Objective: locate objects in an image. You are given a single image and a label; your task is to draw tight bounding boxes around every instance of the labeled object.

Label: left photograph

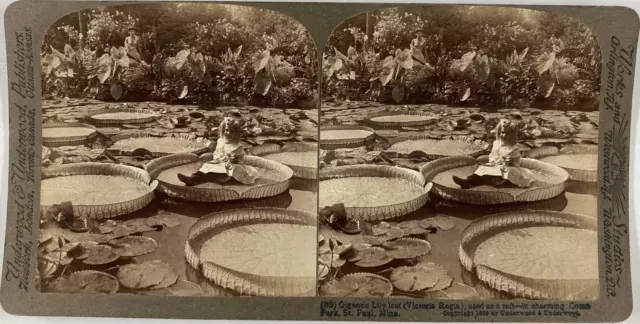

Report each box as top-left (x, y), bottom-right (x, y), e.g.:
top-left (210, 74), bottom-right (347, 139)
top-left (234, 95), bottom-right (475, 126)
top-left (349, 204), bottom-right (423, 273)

top-left (37, 3), bottom-right (319, 297)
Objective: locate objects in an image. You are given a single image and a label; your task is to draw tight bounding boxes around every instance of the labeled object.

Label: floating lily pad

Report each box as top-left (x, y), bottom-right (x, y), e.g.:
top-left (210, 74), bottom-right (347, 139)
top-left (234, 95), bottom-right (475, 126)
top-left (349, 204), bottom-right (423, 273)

top-left (354, 247), bottom-right (394, 268)
top-left (72, 241), bottom-right (99, 260)
top-left (390, 266), bottom-right (439, 292)
top-left (122, 218), bottom-right (158, 233)
top-left (110, 136), bottom-right (210, 157)
top-left (419, 262), bottom-right (453, 292)
top-left (345, 243), bottom-right (373, 262)
top-left (419, 215), bottom-right (456, 231)
top-left (110, 236), bottom-right (158, 257)
top-left (380, 227), bottom-right (405, 241)
top-left (145, 214), bottom-right (181, 228)
top-left (382, 238), bottom-right (431, 259)
top-left (318, 264), bottom-right (330, 281)
top-left (43, 251), bottom-right (73, 265)
top-left (97, 220), bottom-right (117, 234)
top-left (117, 260), bottom-right (176, 290)
top-left (398, 220), bottom-right (429, 235)
top-left (320, 273), bottom-right (393, 297)
top-left (50, 271), bottom-right (119, 294)
top-left (82, 245), bottom-right (119, 265)
top-left (148, 269), bottom-right (179, 290)
top-left (389, 137), bottom-right (487, 158)
top-left (319, 252), bottom-right (346, 268)
top-left (372, 222), bottom-right (391, 236)
top-left (136, 280), bottom-right (204, 296)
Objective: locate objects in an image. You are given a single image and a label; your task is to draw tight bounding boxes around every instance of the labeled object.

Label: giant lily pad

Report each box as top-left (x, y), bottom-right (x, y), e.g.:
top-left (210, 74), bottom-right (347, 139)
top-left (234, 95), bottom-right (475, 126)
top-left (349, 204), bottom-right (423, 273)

top-left (117, 260), bottom-right (177, 290)
top-left (421, 156), bottom-right (568, 205)
top-left (148, 153), bottom-right (293, 203)
top-left (388, 136), bottom-right (488, 159)
top-left (185, 208), bottom-right (316, 296)
top-left (365, 111), bottom-right (440, 128)
top-left (88, 108), bottom-right (158, 125)
top-left (50, 271), bottom-right (119, 294)
top-left (538, 144), bottom-right (598, 182)
top-left (459, 210), bottom-right (598, 300)
top-left (320, 165), bottom-right (430, 220)
top-left (419, 215), bottom-right (456, 231)
top-left (109, 133), bottom-right (211, 157)
top-left (43, 123), bottom-right (98, 147)
top-left (252, 142), bottom-right (318, 179)
top-left (320, 273), bottom-right (393, 297)
top-left (320, 125), bottom-right (375, 149)
top-left (110, 236), bottom-right (158, 257)
top-left (41, 163), bottom-right (155, 219)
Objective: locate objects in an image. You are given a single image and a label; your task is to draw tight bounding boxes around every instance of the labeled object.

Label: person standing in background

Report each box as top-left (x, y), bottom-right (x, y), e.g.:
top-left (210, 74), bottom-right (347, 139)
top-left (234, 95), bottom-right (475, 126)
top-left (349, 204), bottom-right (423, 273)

top-left (124, 27), bottom-right (143, 63)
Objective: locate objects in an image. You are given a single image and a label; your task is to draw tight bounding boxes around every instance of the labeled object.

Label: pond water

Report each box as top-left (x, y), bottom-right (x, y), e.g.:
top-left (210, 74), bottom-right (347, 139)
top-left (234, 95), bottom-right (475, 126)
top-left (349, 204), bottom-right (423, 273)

top-left (320, 180), bottom-right (598, 300)
top-left (134, 178), bottom-right (318, 296)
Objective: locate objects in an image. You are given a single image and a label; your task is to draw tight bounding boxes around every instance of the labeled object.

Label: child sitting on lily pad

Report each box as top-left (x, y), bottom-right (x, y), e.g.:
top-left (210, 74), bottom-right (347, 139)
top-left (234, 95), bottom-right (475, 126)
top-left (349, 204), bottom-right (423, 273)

top-left (453, 118), bottom-right (535, 189)
top-left (178, 111), bottom-right (260, 186)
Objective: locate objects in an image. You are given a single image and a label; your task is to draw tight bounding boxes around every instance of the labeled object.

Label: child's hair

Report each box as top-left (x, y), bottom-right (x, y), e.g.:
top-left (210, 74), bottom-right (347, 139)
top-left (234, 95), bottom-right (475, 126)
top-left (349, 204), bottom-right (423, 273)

top-left (492, 118), bottom-right (519, 145)
top-left (219, 111), bottom-right (244, 141)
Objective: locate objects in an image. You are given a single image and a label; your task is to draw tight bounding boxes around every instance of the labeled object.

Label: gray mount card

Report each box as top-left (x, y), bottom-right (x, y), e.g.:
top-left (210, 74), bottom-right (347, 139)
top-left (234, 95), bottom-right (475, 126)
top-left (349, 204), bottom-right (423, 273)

top-left (1, 1), bottom-right (638, 322)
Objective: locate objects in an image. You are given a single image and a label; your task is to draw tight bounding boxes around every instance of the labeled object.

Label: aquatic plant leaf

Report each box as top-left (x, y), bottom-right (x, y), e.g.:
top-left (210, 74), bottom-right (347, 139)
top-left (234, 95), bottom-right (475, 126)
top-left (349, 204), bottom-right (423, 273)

top-left (320, 273), bottom-right (393, 297)
top-left (354, 247), bottom-right (393, 267)
top-left (254, 69), bottom-right (273, 95)
top-left (174, 49), bottom-right (191, 71)
top-left (392, 85), bottom-right (405, 103)
top-left (110, 83), bottom-right (123, 100)
top-left (381, 227), bottom-right (405, 241)
top-left (396, 49), bottom-right (414, 70)
top-left (319, 251), bottom-right (346, 268)
top-left (110, 46), bottom-right (130, 68)
top-left (460, 87), bottom-right (472, 101)
top-left (146, 214), bottom-right (181, 228)
top-left (50, 271), bottom-right (119, 294)
top-left (381, 238), bottom-right (431, 259)
top-left (390, 266), bottom-right (439, 291)
top-left (123, 218), bottom-right (158, 233)
top-left (318, 264), bottom-right (329, 281)
top-left (71, 241), bottom-right (99, 259)
top-left (398, 220), bottom-right (428, 235)
top-left (379, 56), bottom-right (396, 86)
top-left (536, 51), bottom-right (556, 75)
top-left (537, 71), bottom-right (556, 98)
top-left (82, 245), bottom-right (119, 265)
top-left (345, 243), bottom-right (373, 262)
top-left (253, 49), bottom-right (271, 73)
top-left (136, 280), bottom-right (203, 296)
top-left (372, 221), bottom-right (391, 236)
top-left (117, 260), bottom-right (176, 290)
top-left (148, 269), bottom-right (179, 290)
top-left (97, 220), bottom-right (117, 234)
top-left (110, 236), bottom-right (158, 257)
top-left (43, 250), bottom-right (73, 265)
top-left (37, 258), bottom-right (58, 280)
top-left (419, 215), bottom-right (455, 231)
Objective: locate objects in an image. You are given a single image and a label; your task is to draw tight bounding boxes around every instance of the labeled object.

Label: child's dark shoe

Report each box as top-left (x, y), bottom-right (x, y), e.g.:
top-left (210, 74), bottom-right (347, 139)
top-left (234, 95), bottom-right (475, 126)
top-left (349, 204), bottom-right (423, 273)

top-left (452, 175), bottom-right (470, 189)
top-left (177, 173), bottom-right (196, 186)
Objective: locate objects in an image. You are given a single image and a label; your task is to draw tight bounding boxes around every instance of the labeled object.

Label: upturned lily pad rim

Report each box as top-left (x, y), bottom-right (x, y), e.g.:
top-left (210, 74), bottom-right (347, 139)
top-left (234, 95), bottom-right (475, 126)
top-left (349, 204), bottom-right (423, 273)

top-left (184, 207), bottom-right (316, 296)
top-left (42, 122), bottom-right (98, 147)
top-left (41, 162), bottom-right (156, 219)
top-left (320, 165), bottom-right (431, 221)
top-left (388, 135), bottom-right (490, 159)
top-left (87, 107), bottom-right (159, 125)
top-left (420, 156), bottom-right (569, 205)
top-left (249, 142), bottom-right (318, 179)
top-left (364, 110), bottom-right (441, 128)
top-left (109, 131), bottom-right (212, 158)
top-left (458, 210), bottom-right (597, 300)
top-left (145, 153), bottom-right (293, 203)
top-left (319, 125), bottom-right (376, 149)
top-left (529, 144), bottom-right (598, 183)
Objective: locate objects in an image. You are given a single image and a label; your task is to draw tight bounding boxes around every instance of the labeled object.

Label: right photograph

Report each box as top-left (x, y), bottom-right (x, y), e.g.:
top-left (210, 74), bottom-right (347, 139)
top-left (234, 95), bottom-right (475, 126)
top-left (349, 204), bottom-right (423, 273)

top-left (318, 6), bottom-right (601, 300)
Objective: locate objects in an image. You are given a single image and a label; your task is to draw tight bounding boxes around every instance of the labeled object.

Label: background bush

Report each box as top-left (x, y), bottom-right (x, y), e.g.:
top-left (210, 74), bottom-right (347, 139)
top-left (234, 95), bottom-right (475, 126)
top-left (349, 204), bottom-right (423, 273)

top-left (323, 6), bottom-right (601, 111)
top-left (41, 4), bottom-right (318, 108)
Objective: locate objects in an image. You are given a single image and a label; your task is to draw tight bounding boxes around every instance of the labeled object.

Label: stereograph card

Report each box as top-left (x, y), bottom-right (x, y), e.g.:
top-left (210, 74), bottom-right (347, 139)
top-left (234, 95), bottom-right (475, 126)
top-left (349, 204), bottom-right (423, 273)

top-left (0, 0), bottom-right (638, 322)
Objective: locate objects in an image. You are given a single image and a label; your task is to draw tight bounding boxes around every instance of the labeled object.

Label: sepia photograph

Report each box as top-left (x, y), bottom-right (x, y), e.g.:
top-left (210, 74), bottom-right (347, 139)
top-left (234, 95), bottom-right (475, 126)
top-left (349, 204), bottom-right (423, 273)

top-left (37, 3), bottom-right (318, 297)
top-left (318, 6), bottom-right (600, 301)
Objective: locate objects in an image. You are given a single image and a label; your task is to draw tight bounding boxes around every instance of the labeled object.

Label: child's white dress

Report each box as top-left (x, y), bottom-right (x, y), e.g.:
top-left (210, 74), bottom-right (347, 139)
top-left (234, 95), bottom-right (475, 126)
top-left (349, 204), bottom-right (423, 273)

top-left (198, 137), bottom-right (259, 185)
top-left (474, 139), bottom-right (536, 188)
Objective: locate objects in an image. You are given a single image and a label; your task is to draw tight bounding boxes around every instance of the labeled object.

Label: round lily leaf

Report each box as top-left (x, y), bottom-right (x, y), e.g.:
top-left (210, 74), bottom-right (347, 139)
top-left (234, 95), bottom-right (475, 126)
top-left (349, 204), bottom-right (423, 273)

top-left (43, 251), bottom-right (73, 266)
top-left (419, 215), bottom-right (455, 231)
top-left (50, 271), bottom-right (119, 294)
top-left (82, 245), bottom-right (119, 265)
top-left (71, 241), bottom-right (99, 259)
top-left (320, 273), bottom-right (393, 297)
top-left (417, 262), bottom-right (452, 292)
top-left (123, 218), bottom-right (158, 234)
top-left (390, 266), bottom-right (440, 292)
top-left (117, 260), bottom-right (176, 290)
top-left (110, 236), bottom-right (158, 257)
top-left (148, 269), bottom-right (179, 290)
top-left (146, 214), bottom-right (181, 228)
top-left (104, 225), bottom-right (134, 241)
top-left (319, 252), bottom-right (346, 268)
top-left (136, 280), bottom-right (204, 296)
top-left (37, 258), bottom-right (58, 280)
top-left (39, 231), bottom-right (53, 244)
top-left (345, 243), bottom-right (373, 262)
top-left (382, 238), bottom-right (431, 259)
top-left (354, 247), bottom-right (393, 268)
top-left (333, 243), bottom-right (353, 257)
top-left (97, 220), bottom-right (117, 234)
top-left (398, 220), bottom-right (428, 235)
top-left (381, 227), bottom-right (405, 241)
top-left (372, 222), bottom-right (391, 236)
